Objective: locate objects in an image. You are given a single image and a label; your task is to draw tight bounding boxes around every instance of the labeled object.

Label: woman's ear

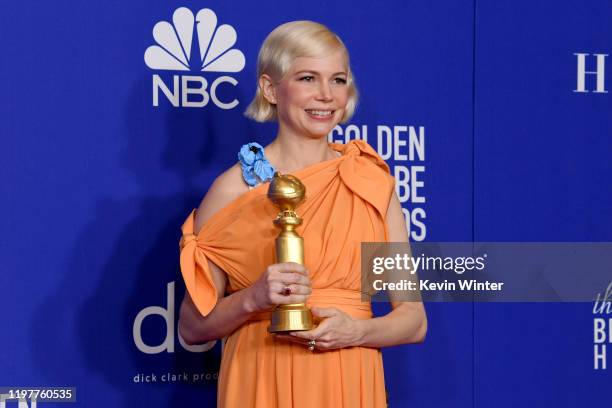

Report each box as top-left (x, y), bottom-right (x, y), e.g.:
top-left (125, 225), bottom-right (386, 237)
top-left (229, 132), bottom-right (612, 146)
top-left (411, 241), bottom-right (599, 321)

top-left (259, 74), bottom-right (278, 105)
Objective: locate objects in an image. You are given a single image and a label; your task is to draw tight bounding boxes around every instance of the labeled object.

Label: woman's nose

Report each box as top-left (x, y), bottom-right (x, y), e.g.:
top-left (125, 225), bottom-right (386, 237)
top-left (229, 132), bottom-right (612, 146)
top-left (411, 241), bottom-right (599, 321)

top-left (316, 82), bottom-right (333, 101)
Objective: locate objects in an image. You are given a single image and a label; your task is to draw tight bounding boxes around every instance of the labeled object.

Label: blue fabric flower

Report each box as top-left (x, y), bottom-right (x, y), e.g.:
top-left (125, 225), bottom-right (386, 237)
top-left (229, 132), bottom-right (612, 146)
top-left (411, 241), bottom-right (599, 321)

top-left (238, 142), bottom-right (276, 187)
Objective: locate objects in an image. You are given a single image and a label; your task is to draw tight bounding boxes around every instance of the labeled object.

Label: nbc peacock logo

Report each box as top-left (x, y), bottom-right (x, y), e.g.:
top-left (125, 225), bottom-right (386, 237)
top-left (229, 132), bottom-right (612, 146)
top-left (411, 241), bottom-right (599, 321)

top-left (144, 7), bottom-right (245, 109)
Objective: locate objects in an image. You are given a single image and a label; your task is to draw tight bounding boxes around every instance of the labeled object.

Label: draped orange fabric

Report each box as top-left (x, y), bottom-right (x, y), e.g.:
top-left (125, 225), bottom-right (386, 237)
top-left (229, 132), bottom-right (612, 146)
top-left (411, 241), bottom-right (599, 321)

top-left (179, 140), bottom-right (395, 408)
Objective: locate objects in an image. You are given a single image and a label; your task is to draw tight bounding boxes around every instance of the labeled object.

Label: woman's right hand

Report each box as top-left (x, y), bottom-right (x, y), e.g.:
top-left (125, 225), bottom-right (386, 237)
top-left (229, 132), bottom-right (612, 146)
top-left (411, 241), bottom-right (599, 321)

top-left (245, 262), bottom-right (311, 313)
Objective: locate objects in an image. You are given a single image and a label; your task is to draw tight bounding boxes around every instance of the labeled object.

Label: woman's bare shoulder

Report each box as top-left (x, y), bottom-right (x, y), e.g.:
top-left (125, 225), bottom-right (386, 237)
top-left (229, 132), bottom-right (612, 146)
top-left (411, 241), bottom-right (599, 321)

top-left (194, 163), bottom-right (248, 234)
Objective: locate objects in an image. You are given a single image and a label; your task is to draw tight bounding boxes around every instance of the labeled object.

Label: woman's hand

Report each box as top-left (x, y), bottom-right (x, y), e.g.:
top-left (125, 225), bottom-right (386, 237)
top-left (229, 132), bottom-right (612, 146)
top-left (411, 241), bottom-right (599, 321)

top-left (274, 307), bottom-right (364, 351)
top-left (245, 262), bottom-right (311, 313)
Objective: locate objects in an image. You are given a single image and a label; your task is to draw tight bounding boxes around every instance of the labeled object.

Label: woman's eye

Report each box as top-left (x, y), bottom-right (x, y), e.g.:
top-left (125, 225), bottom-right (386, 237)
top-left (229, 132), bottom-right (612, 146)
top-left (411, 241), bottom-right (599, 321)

top-left (298, 76), bottom-right (346, 84)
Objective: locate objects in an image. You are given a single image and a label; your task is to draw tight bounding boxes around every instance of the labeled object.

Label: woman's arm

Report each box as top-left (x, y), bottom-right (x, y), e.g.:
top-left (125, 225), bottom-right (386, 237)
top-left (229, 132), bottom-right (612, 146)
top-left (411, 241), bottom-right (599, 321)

top-left (179, 259), bottom-right (311, 345)
top-left (179, 261), bottom-right (254, 345)
top-left (178, 165), bottom-right (312, 345)
top-left (353, 192), bottom-right (427, 347)
top-left (353, 299), bottom-right (427, 347)
top-left (178, 166), bottom-right (251, 345)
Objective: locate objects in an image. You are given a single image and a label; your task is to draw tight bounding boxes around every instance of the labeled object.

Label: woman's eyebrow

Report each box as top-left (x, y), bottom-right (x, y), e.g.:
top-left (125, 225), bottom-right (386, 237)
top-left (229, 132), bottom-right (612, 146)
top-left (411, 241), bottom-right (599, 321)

top-left (293, 70), bottom-right (347, 76)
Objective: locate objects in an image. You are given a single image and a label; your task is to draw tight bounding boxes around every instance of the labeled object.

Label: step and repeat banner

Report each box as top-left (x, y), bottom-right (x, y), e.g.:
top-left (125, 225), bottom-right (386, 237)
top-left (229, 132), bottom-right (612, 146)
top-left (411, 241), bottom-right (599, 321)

top-left (1, 0), bottom-right (610, 407)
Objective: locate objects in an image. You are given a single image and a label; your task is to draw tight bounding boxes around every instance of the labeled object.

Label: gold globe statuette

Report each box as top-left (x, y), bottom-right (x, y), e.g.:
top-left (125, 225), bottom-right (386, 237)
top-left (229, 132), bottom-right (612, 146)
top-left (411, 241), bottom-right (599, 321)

top-left (266, 172), bottom-right (315, 333)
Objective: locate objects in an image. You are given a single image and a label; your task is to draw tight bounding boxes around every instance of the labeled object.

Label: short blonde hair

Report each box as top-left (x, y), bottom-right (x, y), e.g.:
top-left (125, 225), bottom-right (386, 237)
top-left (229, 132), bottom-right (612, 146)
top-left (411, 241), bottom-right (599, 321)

top-left (244, 21), bottom-right (358, 124)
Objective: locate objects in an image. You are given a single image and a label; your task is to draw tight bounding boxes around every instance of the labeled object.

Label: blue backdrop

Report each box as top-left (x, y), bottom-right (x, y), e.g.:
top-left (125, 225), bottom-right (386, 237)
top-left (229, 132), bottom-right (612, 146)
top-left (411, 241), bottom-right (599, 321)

top-left (1, 1), bottom-right (610, 407)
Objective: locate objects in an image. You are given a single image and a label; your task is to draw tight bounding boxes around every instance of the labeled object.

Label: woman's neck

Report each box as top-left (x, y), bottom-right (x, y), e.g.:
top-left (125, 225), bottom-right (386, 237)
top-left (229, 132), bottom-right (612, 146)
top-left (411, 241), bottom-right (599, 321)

top-left (265, 133), bottom-right (338, 174)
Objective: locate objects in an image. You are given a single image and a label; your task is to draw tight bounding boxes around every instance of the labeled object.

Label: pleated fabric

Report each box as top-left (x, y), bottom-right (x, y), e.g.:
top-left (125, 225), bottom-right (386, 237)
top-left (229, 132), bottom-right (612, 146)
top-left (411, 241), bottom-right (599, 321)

top-left (180, 140), bottom-right (395, 408)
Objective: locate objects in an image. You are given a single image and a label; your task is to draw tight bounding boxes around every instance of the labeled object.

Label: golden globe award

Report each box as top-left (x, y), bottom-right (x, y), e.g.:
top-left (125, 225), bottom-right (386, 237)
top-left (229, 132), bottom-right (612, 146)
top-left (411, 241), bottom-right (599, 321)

top-left (266, 172), bottom-right (315, 333)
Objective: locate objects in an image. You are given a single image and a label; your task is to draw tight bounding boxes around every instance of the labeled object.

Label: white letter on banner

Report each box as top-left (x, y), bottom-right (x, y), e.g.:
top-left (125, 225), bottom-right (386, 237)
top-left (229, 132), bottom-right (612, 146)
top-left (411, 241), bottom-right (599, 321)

top-left (574, 53), bottom-right (608, 93)
top-left (344, 124), bottom-right (365, 142)
top-left (394, 166), bottom-right (410, 202)
top-left (133, 282), bottom-right (175, 354)
top-left (377, 126), bottom-right (392, 160)
top-left (328, 125), bottom-right (343, 143)
top-left (410, 166), bottom-right (426, 204)
top-left (594, 344), bottom-right (606, 370)
top-left (594, 318), bottom-right (606, 343)
top-left (393, 126), bottom-right (408, 161)
top-left (409, 126), bottom-right (425, 161)
top-left (211, 76), bottom-right (239, 109)
top-left (182, 76), bottom-right (209, 108)
top-left (153, 75), bottom-right (179, 107)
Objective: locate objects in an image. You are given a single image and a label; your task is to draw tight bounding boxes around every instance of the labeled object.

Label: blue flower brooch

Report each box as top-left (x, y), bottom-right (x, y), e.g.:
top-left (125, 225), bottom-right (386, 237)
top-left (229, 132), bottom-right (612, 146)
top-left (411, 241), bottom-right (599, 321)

top-left (238, 142), bottom-right (276, 187)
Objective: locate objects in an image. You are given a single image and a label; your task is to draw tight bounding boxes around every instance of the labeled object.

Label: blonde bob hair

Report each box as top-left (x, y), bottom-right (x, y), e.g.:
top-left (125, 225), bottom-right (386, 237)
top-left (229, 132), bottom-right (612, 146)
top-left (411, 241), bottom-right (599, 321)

top-left (244, 21), bottom-right (358, 124)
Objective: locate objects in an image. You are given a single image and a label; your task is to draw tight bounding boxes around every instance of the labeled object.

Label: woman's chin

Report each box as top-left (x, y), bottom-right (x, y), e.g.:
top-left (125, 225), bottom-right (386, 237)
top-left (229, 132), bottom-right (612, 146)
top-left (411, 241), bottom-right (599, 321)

top-left (306, 131), bottom-right (331, 140)
top-left (303, 124), bottom-right (338, 139)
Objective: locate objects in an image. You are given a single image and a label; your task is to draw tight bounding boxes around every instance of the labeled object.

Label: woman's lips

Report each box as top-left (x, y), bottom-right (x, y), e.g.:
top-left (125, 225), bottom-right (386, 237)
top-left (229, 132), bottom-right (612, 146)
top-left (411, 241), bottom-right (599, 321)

top-left (305, 109), bottom-right (334, 120)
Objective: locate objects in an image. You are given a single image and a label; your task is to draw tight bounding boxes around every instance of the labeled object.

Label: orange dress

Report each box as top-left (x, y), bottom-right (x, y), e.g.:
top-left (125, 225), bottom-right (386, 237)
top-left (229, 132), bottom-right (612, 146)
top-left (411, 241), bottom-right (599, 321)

top-left (180, 140), bottom-right (395, 408)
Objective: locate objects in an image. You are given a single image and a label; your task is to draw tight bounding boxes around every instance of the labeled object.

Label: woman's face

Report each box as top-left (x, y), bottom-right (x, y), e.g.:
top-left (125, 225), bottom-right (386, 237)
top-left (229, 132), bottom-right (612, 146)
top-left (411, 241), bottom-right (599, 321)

top-left (270, 49), bottom-right (350, 139)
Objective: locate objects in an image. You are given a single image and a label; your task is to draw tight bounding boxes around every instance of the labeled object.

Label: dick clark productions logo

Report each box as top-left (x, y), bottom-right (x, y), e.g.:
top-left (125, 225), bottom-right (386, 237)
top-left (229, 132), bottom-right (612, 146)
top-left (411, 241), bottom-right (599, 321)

top-left (144, 7), bottom-right (245, 109)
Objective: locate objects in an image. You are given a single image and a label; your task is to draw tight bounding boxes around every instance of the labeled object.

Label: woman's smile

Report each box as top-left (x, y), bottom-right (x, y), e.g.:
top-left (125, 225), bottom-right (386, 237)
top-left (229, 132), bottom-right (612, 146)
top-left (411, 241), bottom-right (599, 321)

top-left (273, 49), bottom-right (350, 138)
top-left (304, 109), bottom-right (335, 120)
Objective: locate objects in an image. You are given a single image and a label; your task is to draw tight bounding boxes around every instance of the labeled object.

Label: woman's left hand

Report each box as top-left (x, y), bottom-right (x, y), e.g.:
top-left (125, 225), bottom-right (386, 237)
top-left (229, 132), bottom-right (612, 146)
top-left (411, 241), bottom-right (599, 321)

top-left (273, 307), bottom-right (364, 351)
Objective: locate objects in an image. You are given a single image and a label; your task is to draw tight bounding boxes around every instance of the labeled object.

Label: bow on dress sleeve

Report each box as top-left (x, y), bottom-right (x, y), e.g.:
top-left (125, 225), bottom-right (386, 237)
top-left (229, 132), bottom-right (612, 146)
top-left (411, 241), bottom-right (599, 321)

top-left (179, 209), bottom-right (218, 317)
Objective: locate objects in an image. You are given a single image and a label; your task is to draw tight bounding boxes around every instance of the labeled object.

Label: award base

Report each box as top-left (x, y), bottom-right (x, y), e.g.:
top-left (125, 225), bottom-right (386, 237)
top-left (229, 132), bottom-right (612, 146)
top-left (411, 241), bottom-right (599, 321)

top-left (268, 303), bottom-right (315, 333)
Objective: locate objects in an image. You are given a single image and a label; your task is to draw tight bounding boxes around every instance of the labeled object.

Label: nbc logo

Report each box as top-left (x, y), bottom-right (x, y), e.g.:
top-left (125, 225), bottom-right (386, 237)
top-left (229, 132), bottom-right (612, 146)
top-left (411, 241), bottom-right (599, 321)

top-left (144, 7), bottom-right (245, 109)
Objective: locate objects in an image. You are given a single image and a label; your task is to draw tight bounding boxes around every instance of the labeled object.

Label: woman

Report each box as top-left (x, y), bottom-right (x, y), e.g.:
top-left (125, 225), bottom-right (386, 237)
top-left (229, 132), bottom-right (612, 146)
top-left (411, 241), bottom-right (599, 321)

top-left (178, 20), bottom-right (427, 407)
